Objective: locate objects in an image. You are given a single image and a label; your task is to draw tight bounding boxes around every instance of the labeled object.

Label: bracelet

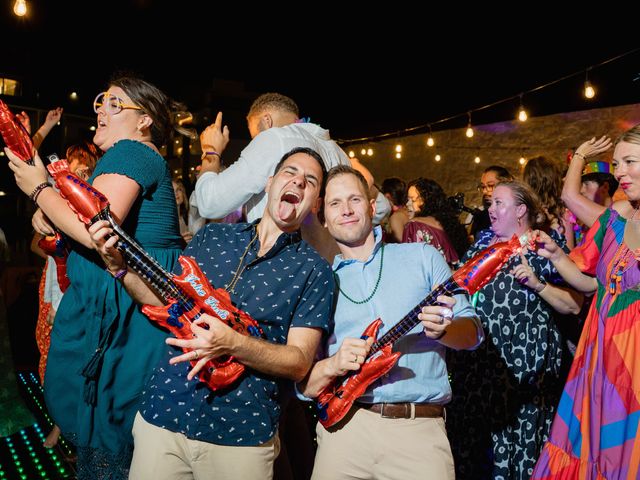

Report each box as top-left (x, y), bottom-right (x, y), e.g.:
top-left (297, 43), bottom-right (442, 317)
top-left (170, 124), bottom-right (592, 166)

top-left (573, 152), bottom-right (586, 161)
top-left (535, 283), bottom-right (547, 293)
top-left (203, 151), bottom-right (220, 158)
top-left (30, 182), bottom-right (52, 203)
top-left (107, 268), bottom-right (128, 280)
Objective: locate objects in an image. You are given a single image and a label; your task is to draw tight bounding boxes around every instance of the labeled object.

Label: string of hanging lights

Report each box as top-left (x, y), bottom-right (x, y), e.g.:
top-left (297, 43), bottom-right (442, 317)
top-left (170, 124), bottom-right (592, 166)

top-left (338, 47), bottom-right (640, 147)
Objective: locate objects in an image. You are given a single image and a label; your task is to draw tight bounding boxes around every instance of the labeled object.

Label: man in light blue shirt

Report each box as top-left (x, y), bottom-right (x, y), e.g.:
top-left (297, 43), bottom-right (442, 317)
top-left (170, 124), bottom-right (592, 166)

top-left (300, 165), bottom-right (484, 480)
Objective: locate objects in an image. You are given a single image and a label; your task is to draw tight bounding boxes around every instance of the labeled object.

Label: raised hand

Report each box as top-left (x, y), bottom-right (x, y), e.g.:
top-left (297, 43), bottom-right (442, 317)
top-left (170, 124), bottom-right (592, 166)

top-left (16, 111), bottom-right (31, 134)
top-left (200, 112), bottom-right (230, 174)
top-left (574, 136), bottom-right (613, 161)
top-left (43, 108), bottom-right (63, 130)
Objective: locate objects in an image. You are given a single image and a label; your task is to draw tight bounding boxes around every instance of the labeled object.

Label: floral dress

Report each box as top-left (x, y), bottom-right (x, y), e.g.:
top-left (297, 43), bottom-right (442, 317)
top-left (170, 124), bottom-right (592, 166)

top-left (447, 229), bottom-right (568, 479)
top-left (402, 220), bottom-right (460, 268)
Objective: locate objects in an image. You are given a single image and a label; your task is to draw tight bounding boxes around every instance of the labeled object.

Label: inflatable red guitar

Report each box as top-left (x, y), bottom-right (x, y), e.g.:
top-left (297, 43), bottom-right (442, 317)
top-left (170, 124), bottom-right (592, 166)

top-left (0, 98), bottom-right (34, 163)
top-left (45, 157), bottom-right (264, 391)
top-left (317, 234), bottom-right (530, 427)
top-left (0, 100), bottom-right (72, 291)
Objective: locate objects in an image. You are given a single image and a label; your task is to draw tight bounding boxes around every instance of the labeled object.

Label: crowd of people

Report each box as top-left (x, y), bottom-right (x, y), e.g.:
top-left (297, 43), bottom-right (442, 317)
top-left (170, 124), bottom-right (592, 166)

top-left (3, 77), bottom-right (640, 480)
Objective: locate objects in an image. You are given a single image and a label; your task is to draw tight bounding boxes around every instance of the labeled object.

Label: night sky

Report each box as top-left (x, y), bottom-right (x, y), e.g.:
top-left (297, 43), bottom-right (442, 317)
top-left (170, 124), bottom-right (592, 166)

top-left (3, 3), bottom-right (639, 141)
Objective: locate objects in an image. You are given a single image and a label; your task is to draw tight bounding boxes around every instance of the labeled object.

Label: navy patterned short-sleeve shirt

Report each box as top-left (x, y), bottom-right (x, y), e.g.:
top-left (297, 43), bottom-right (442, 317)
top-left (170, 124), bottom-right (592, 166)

top-left (139, 221), bottom-right (334, 446)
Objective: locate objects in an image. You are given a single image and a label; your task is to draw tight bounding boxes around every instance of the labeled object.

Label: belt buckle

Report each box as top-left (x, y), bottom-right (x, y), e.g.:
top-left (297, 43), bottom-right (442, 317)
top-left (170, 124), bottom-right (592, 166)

top-left (380, 403), bottom-right (393, 419)
top-left (379, 403), bottom-right (416, 419)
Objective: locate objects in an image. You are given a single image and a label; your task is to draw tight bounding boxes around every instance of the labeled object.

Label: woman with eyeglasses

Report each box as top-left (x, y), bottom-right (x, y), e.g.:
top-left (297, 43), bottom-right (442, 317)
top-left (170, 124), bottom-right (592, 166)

top-left (7, 75), bottom-right (186, 479)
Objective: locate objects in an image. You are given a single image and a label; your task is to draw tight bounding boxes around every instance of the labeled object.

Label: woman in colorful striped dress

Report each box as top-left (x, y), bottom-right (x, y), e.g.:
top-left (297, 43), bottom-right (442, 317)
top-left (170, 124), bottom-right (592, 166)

top-left (532, 124), bottom-right (640, 479)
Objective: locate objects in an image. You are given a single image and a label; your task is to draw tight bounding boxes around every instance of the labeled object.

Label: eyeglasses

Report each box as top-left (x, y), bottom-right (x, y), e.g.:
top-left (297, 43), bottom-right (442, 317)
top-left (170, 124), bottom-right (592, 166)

top-left (477, 183), bottom-right (496, 193)
top-left (93, 92), bottom-right (143, 115)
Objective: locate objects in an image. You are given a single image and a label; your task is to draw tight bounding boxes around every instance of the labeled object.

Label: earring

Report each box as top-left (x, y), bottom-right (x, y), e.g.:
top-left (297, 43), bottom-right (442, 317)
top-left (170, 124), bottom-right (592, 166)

top-left (517, 216), bottom-right (522, 226)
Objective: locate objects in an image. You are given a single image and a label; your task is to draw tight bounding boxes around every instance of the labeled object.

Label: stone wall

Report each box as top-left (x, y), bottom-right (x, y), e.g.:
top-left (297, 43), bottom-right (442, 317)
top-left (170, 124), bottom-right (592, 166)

top-left (353, 103), bottom-right (640, 209)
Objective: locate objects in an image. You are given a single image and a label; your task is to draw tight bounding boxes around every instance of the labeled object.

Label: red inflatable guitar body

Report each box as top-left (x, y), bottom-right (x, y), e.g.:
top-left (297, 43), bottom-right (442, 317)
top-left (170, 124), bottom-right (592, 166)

top-left (0, 98), bottom-right (34, 163)
top-left (0, 103), bottom-right (73, 293)
top-left (141, 256), bottom-right (263, 389)
top-left (46, 158), bottom-right (264, 391)
top-left (37, 234), bottom-right (71, 293)
top-left (317, 234), bottom-right (528, 427)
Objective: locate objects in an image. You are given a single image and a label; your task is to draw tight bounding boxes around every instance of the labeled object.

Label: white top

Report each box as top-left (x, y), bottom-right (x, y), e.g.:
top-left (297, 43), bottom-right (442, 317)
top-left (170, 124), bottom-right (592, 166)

top-left (44, 257), bottom-right (64, 309)
top-left (192, 122), bottom-right (390, 224)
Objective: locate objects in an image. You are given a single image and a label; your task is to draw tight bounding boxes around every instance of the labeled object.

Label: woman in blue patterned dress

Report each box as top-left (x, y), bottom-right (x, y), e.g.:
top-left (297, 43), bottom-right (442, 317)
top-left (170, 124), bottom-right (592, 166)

top-left (446, 181), bottom-right (583, 480)
top-left (7, 75), bottom-right (185, 479)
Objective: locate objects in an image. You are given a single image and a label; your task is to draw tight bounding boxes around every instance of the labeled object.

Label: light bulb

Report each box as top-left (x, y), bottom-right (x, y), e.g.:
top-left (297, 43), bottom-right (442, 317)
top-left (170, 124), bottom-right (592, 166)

top-left (426, 136), bottom-right (435, 147)
top-left (367, 148), bottom-right (373, 156)
top-left (13, 0), bottom-right (27, 16)
top-left (518, 108), bottom-right (528, 122)
top-left (519, 157), bottom-right (526, 165)
top-left (395, 152), bottom-right (401, 159)
top-left (360, 148), bottom-right (366, 156)
top-left (348, 150), bottom-right (355, 158)
top-left (395, 144), bottom-right (402, 153)
top-left (466, 126), bottom-right (474, 138)
top-left (584, 82), bottom-right (596, 99)
top-left (474, 156), bottom-right (481, 164)
top-left (435, 154), bottom-right (441, 162)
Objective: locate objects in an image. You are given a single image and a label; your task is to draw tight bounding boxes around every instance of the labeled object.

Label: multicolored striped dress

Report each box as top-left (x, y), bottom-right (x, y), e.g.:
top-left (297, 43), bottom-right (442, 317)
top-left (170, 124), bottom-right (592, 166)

top-left (533, 208), bottom-right (640, 479)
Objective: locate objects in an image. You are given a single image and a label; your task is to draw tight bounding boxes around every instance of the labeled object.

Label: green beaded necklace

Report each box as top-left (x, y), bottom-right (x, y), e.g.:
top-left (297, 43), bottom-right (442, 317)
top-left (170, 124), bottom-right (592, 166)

top-left (335, 244), bottom-right (385, 304)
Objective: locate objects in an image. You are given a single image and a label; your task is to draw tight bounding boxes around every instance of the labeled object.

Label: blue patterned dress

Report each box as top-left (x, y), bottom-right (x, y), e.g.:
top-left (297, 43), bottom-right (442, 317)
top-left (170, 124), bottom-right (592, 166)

top-left (447, 229), bottom-right (568, 480)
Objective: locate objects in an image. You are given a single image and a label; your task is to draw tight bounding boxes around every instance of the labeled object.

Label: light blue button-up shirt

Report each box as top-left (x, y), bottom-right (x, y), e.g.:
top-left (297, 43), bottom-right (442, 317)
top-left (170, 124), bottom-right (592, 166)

top-left (329, 227), bottom-right (481, 404)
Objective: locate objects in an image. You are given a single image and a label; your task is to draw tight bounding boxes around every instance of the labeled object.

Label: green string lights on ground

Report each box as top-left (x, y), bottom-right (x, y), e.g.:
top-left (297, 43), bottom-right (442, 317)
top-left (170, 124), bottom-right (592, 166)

top-left (0, 373), bottom-right (76, 479)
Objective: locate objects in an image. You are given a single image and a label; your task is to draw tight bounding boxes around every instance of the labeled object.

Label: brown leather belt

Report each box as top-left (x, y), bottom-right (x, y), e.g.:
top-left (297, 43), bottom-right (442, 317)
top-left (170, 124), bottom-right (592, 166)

top-left (357, 402), bottom-right (444, 419)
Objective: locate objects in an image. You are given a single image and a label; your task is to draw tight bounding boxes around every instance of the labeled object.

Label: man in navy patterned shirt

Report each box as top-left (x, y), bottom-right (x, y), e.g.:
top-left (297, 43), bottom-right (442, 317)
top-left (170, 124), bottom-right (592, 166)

top-left (89, 147), bottom-right (334, 479)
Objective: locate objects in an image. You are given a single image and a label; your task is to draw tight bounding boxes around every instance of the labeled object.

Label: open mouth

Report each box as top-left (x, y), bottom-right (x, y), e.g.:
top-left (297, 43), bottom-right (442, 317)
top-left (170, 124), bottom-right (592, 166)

top-left (277, 191), bottom-right (301, 221)
top-left (281, 191), bottom-right (300, 204)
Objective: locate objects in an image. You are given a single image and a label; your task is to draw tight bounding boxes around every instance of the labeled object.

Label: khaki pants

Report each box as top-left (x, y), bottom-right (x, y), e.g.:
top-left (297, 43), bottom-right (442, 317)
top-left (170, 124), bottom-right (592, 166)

top-left (312, 407), bottom-right (454, 480)
top-left (129, 412), bottom-right (280, 480)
